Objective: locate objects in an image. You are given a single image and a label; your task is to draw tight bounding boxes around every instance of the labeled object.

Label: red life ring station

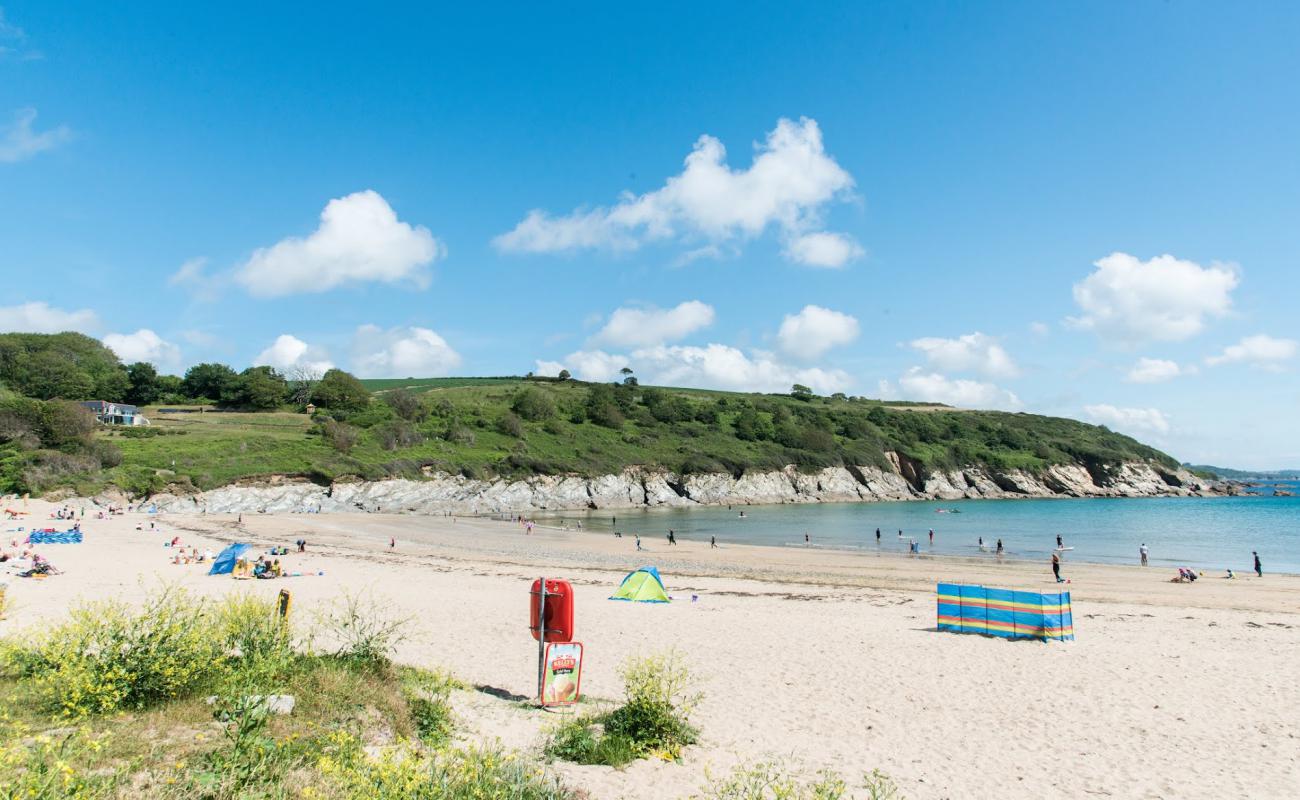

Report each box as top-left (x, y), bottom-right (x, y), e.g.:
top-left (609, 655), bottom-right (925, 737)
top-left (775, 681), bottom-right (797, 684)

top-left (529, 578), bottom-right (574, 643)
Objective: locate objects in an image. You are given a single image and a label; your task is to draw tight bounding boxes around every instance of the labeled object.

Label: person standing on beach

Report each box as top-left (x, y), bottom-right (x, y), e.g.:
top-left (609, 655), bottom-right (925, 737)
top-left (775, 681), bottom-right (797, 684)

top-left (1140, 543), bottom-right (1149, 566)
top-left (1052, 552), bottom-right (1063, 583)
top-left (996, 539), bottom-right (1004, 556)
top-left (710, 535), bottom-right (717, 548)
top-left (1254, 551), bottom-right (1262, 577)
top-left (1056, 534), bottom-right (1063, 549)
top-left (667, 530), bottom-right (676, 546)
top-left (929, 529), bottom-right (934, 546)
top-left (389, 537), bottom-right (395, 550)
top-left (635, 534), bottom-right (642, 551)
top-left (876, 528), bottom-right (881, 544)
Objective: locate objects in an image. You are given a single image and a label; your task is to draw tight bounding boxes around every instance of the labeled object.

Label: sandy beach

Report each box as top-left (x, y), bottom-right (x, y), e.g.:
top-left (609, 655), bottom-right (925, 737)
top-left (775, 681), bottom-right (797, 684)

top-left (4, 500), bottom-right (1298, 799)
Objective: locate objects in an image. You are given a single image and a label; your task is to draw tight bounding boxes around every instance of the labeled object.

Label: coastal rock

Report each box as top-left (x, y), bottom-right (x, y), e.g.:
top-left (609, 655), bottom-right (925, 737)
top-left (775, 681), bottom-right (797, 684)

top-left (146, 461), bottom-right (1227, 516)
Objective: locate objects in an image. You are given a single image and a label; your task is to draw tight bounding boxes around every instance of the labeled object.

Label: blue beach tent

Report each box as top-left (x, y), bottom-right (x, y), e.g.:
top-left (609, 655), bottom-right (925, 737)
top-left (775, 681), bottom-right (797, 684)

top-left (209, 543), bottom-right (253, 575)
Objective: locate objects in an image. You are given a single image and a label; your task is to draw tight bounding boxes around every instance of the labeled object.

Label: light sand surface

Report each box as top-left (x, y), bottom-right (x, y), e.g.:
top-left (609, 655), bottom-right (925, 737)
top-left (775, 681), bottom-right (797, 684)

top-left (3, 500), bottom-right (1299, 799)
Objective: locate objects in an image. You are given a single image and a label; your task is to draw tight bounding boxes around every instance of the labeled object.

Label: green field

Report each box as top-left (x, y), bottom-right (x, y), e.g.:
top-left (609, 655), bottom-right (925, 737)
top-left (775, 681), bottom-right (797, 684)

top-left (77, 378), bottom-right (1176, 496)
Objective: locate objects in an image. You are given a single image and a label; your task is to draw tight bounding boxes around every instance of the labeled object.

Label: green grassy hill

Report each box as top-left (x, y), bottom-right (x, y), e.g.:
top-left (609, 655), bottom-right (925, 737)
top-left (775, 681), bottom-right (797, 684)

top-left (69, 378), bottom-right (1178, 497)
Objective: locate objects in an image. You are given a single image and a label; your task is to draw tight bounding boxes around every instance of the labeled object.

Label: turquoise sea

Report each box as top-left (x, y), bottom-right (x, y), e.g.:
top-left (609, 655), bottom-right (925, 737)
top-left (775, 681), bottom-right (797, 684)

top-left (551, 482), bottom-right (1300, 575)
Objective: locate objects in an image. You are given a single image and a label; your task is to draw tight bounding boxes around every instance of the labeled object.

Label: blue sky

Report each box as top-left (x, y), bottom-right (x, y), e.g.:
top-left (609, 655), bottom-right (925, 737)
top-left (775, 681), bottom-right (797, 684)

top-left (2, 2), bottom-right (1298, 468)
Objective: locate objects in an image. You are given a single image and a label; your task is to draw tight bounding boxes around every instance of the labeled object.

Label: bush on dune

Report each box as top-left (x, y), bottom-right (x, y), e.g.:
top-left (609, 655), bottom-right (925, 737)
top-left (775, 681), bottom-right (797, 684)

top-left (700, 762), bottom-right (903, 800)
top-left (547, 648), bottom-right (699, 767)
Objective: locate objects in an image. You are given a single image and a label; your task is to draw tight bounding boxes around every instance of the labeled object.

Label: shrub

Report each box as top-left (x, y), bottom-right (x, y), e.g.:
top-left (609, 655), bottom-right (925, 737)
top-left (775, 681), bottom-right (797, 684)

top-left (511, 388), bottom-right (556, 422)
top-left (320, 739), bottom-right (568, 800)
top-left (376, 420), bottom-right (424, 451)
top-left (0, 726), bottom-right (115, 799)
top-left (383, 388), bottom-right (428, 422)
top-left (314, 592), bottom-right (410, 667)
top-left (700, 763), bottom-right (903, 800)
top-left (546, 648), bottom-right (699, 766)
top-left (21, 586), bottom-right (227, 717)
top-left (495, 412), bottom-right (524, 438)
top-left (401, 667), bottom-right (461, 745)
top-left (214, 592), bottom-right (297, 689)
top-left (321, 419), bottom-right (361, 453)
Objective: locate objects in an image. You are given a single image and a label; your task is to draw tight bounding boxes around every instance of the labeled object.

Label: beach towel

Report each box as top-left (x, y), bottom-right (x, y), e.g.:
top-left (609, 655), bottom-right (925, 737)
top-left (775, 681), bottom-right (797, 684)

top-left (28, 530), bottom-right (83, 544)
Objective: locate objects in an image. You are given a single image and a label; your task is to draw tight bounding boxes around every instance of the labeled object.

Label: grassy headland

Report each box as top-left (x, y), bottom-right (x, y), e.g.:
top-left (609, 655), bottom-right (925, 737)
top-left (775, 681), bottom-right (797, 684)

top-left (0, 332), bottom-right (1178, 498)
top-left (98, 379), bottom-right (1173, 497)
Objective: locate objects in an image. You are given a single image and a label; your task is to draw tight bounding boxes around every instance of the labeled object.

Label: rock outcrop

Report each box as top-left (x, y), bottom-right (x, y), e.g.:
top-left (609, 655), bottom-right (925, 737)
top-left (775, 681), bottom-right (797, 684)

top-left (147, 456), bottom-right (1224, 516)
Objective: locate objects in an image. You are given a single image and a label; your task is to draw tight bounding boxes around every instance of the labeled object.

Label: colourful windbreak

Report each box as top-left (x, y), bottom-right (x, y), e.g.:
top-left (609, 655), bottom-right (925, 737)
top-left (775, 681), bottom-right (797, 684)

top-left (937, 583), bottom-right (1074, 641)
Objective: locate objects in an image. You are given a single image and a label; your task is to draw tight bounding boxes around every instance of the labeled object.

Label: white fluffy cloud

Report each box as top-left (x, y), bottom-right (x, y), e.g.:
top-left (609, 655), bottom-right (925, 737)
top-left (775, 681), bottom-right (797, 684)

top-left (908, 332), bottom-right (1018, 378)
top-left (0, 301), bottom-right (97, 333)
top-left (0, 108), bottom-right (70, 163)
top-left (1205, 334), bottom-right (1298, 369)
top-left (102, 329), bottom-right (180, 368)
top-left (253, 334), bottom-right (334, 375)
top-left (351, 325), bottom-right (461, 378)
top-left (1125, 357), bottom-right (1185, 384)
top-left (777, 305), bottom-right (859, 360)
top-left (783, 231), bottom-right (863, 269)
top-left (495, 117), bottom-right (861, 267)
top-left (538, 344), bottom-right (849, 395)
top-left (236, 190), bottom-right (442, 297)
top-left (1068, 252), bottom-right (1238, 342)
top-left (880, 368), bottom-right (1022, 410)
top-left (594, 301), bottom-right (715, 348)
top-left (1084, 404), bottom-right (1170, 435)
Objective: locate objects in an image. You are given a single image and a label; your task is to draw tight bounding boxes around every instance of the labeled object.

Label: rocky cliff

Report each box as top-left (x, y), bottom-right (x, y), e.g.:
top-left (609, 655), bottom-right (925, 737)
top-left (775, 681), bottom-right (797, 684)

top-left (146, 455), bottom-right (1223, 515)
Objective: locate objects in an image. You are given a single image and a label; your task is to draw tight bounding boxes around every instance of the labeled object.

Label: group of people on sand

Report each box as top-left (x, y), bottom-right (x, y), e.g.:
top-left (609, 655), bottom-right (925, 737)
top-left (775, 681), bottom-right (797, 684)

top-left (0, 548), bottom-right (59, 577)
top-left (231, 554), bottom-right (286, 579)
top-left (51, 505), bottom-right (83, 521)
top-left (171, 546), bottom-right (216, 565)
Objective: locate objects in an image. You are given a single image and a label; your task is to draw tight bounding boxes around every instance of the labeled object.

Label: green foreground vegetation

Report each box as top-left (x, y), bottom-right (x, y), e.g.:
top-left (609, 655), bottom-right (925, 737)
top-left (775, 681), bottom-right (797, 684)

top-left (0, 332), bottom-right (1177, 497)
top-left (0, 589), bottom-right (901, 799)
top-left (0, 588), bottom-right (566, 800)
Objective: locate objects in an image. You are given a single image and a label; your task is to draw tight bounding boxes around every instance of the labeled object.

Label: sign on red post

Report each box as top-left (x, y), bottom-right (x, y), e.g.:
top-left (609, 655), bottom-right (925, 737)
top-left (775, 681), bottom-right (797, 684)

top-left (529, 578), bottom-right (574, 642)
top-left (541, 642), bottom-right (583, 706)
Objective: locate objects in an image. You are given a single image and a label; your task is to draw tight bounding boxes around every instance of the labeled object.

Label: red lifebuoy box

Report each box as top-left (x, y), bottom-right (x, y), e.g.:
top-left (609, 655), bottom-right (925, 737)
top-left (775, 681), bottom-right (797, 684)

top-left (529, 578), bottom-right (574, 643)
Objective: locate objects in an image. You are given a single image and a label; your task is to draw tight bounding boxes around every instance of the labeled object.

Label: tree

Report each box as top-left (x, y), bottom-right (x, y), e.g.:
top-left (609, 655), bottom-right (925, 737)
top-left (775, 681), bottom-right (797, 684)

top-left (310, 369), bottom-right (371, 412)
top-left (557, 369), bottom-right (571, 381)
top-left (286, 365), bottom-right (325, 406)
top-left (222, 366), bottom-right (288, 410)
top-left (791, 384), bottom-right (814, 401)
top-left (183, 362), bottom-right (238, 402)
top-left (21, 350), bottom-right (96, 400)
top-left (125, 362), bottom-right (162, 406)
top-left (0, 332), bottom-right (129, 400)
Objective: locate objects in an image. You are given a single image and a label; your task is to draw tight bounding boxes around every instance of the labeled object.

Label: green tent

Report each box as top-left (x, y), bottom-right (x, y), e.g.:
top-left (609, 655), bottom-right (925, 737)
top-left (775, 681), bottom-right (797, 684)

top-left (609, 566), bottom-right (670, 603)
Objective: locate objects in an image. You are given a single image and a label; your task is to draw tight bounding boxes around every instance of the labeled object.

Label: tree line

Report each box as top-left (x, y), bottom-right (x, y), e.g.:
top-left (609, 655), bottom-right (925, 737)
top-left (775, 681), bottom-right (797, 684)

top-left (0, 331), bottom-right (372, 411)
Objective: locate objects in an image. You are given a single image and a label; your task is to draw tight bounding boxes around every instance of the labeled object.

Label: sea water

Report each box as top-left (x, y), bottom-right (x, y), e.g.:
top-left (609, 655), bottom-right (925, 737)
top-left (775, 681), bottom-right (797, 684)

top-left (547, 482), bottom-right (1300, 574)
